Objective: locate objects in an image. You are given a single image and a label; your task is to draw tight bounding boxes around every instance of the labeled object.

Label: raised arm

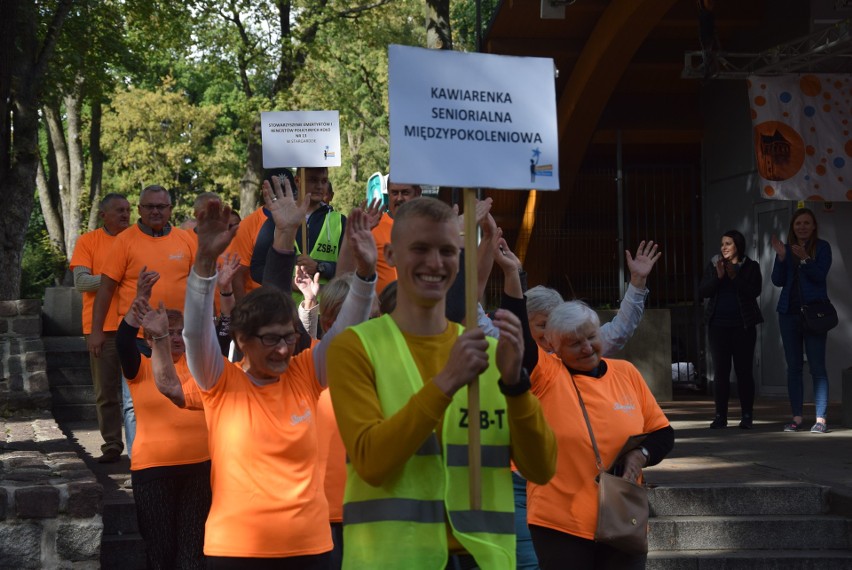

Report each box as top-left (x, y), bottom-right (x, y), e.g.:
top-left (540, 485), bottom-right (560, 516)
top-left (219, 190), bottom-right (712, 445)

top-left (600, 240), bottom-right (659, 356)
top-left (185, 199), bottom-right (237, 390)
top-left (141, 302), bottom-right (186, 408)
top-left (313, 207), bottom-right (377, 387)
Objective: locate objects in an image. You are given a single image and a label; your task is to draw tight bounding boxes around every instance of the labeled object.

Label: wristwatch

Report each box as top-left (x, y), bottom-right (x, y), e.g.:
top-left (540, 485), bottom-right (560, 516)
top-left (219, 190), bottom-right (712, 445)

top-left (800, 257), bottom-right (811, 265)
top-left (317, 261), bottom-right (330, 275)
top-left (638, 446), bottom-right (650, 466)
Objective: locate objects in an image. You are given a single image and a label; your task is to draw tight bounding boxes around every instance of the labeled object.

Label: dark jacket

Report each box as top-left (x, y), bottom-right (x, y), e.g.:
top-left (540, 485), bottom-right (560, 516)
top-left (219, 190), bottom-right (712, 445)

top-left (771, 239), bottom-right (832, 314)
top-left (699, 256), bottom-right (764, 328)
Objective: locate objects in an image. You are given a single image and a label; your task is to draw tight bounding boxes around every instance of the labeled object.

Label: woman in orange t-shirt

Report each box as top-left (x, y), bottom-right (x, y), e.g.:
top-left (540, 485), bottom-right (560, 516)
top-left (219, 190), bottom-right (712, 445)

top-left (527, 300), bottom-right (674, 570)
top-left (116, 301), bottom-right (210, 570)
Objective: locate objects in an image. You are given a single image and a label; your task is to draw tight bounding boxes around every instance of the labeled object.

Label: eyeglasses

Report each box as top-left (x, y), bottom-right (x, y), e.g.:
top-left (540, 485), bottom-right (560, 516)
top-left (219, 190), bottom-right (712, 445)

top-left (139, 204), bottom-right (171, 211)
top-left (253, 332), bottom-right (300, 347)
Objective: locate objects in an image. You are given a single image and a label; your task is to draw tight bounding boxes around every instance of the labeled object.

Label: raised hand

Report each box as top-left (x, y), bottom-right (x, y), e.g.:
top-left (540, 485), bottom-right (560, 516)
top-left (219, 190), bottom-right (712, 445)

top-left (493, 232), bottom-right (522, 273)
top-left (359, 197), bottom-right (384, 230)
top-left (141, 301), bottom-right (168, 339)
top-left (492, 309), bottom-right (523, 385)
top-left (347, 207), bottom-right (378, 278)
top-left (771, 235), bottom-right (786, 260)
top-left (196, 199), bottom-right (237, 276)
top-left (263, 174), bottom-right (308, 233)
top-left (790, 244), bottom-right (809, 261)
top-left (217, 252), bottom-right (241, 291)
top-left (126, 297), bottom-right (152, 329)
top-left (715, 258), bottom-right (725, 279)
top-left (136, 266), bottom-right (160, 302)
top-left (294, 265), bottom-right (320, 303)
top-left (626, 240), bottom-right (661, 279)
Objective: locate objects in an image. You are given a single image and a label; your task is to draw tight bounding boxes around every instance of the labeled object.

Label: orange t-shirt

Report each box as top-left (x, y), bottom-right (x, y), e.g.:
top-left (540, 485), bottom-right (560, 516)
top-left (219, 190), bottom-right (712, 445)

top-left (316, 390), bottom-right (346, 523)
top-left (69, 228), bottom-right (123, 333)
top-left (101, 225), bottom-right (196, 321)
top-left (527, 354), bottom-right (669, 540)
top-left (200, 349), bottom-right (332, 558)
top-left (126, 355), bottom-right (209, 471)
top-left (371, 214), bottom-right (396, 294)
top-left (231, 206), bottom-right (268, 294)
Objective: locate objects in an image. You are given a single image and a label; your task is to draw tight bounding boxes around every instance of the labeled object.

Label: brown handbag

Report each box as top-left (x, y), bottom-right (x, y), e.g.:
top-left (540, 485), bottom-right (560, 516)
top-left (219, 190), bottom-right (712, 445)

top-left (571, 377), bottom-right (649, 555)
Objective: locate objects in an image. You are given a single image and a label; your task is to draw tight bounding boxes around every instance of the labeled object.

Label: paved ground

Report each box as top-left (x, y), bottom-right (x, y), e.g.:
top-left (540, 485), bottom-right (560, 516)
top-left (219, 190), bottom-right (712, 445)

top-left (57, 392), bottom-right (852, 509)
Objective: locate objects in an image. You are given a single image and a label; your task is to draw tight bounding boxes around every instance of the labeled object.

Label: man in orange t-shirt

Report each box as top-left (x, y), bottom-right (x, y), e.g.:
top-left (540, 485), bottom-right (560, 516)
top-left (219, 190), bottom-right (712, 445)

top-left (69, 193), bottom-right (131, 463)
top-left (89, 185), bottom-right (196, 457)
top-left (370, 180), bottom-right (422, 294)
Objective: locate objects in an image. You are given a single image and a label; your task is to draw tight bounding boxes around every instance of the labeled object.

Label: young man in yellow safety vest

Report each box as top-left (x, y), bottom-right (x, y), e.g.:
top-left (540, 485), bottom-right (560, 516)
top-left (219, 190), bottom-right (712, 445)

top-left (326, 196), bottom-right (556, 569)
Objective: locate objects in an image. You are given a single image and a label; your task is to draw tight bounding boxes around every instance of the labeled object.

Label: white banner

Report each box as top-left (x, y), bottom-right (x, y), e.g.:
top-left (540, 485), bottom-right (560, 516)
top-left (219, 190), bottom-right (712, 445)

top-left (388, 45), bottom-right (559, 190)
top-left (261, 110), bottom-right (341, 168)
top-left (748, 74), bottom-right (851, 202)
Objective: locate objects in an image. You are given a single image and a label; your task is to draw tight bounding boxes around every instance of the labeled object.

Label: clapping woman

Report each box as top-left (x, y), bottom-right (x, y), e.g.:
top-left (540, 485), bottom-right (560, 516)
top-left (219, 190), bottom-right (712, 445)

top-left (699, 230), bottom-right (763, 429)
top-left (771, 208), bottom-right (833, 433)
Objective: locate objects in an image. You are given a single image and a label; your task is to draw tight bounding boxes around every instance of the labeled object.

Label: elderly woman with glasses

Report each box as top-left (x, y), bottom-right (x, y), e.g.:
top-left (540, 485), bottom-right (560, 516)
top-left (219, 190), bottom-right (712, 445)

top-left (526, 300), bottom-right (674, 570)
top-left (181, 176), bottom-right (375, 569)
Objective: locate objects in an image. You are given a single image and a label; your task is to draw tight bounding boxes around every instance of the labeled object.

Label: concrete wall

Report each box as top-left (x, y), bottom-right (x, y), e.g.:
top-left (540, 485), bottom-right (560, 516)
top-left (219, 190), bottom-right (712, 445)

top-left (701, 80), bottom-right (852, 405)
top-left (599, 308), bottom-right (673, 403)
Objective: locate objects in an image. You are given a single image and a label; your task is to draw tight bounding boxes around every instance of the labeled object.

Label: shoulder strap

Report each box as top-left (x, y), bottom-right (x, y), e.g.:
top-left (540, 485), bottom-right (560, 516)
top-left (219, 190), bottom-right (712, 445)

top-left (569, 375), bottom-right (604, 472)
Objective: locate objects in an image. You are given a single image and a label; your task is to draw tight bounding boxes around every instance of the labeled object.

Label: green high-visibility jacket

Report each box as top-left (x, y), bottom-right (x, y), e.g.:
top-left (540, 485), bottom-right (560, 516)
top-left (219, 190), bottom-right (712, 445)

top-left (343, 314), bottom-right (516, 570)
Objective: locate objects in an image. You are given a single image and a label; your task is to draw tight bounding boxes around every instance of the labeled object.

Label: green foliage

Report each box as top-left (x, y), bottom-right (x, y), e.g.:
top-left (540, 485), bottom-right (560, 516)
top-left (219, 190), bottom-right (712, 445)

top-left (291, 0), bottom-right (427, 214)
top-left (21, 200), bottom-right (66, 300)
top-left (101, 77), bottom-right (230, 222)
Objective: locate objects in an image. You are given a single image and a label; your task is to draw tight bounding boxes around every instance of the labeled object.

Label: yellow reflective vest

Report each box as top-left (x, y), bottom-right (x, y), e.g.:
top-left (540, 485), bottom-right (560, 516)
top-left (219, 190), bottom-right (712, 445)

top-left (343, 315), bottom-right (516, 569)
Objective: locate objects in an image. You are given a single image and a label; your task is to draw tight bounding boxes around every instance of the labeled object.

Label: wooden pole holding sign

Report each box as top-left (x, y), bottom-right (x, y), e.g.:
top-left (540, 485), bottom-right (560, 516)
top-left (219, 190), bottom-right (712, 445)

top-left (463, 187), bottom-right (481, 510)
top-left (299, 167), bottom-right (308, 253)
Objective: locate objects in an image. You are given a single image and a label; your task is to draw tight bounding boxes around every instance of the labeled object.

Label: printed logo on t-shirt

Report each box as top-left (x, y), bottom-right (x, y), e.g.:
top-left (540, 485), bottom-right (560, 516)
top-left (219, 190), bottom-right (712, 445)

top-left (290, 401), bottom-right (312, 426)
top-left (613, 402), bottom-right (636, 413)
top-left (169, 252), bottom-right (186, 261)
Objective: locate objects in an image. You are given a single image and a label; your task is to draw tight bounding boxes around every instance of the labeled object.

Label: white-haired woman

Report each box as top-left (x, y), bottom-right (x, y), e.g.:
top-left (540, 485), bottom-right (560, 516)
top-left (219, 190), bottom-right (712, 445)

top-left (527, 300), bottom-right (674, 569)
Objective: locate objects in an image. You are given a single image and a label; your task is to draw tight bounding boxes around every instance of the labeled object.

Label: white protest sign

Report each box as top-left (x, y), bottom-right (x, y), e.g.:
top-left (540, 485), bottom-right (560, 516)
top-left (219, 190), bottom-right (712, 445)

top-left (388, 44), bottom-right (559, 190)
top-left (261, 110), bottom-right (341, 168)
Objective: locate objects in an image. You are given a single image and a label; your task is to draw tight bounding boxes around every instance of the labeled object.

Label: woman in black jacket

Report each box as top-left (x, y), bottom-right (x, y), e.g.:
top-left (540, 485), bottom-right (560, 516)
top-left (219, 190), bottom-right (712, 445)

top-left (699, 229), bottom-right (763, 429)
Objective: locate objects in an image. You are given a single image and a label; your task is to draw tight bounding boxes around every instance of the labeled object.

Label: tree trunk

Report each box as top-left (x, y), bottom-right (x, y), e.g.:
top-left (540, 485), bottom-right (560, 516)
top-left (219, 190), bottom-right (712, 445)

top-left (347, 127), bottom-right (363, 184)
top-left (36, 159), bottom-right (66, 255)
top-left (43, 103), bottom-right (70, 252)
top-left (63, 77), bottom-right (86, 256)
top-left (0, 0), bottom-right (73, 300)
top-left (88, 98), bottom-right (104, 231)
top-left (239, 125), bottom-right (263, 217)
top-left (426, 0), bottom-right (452, 50)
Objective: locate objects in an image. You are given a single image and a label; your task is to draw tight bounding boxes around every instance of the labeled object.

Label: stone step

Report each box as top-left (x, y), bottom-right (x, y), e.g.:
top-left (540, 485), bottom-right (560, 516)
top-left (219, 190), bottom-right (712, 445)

top-left (100, 533), bottom-right (146, 570)
top-left (51, 384), bottom-right (95, 406)
top-left (53, 403), bottom-right (98, 422)
top-left (48, 366), bottom-right (93, 387)
top-left (649, 515), bottom-right (852, 551)
top-left (103, 498), bottom-right (139, 535)
top-left (649, 484), bottom-right (829, 516)
top-left (43, 336), bottom-right (90, 368)
top-left (647, 549), bottom-right (852, 570)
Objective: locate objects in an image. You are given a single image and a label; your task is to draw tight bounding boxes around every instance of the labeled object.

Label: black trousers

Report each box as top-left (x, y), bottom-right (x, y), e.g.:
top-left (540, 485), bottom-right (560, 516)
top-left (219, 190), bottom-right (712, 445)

top-left (132, 461), bottom-right (212, 570)
top-left (707, 325), bottom-right (757, 417)
top-left (529, 524), bottom-right (645, 570)
top-left (207, 553), bottom-right (331, 570)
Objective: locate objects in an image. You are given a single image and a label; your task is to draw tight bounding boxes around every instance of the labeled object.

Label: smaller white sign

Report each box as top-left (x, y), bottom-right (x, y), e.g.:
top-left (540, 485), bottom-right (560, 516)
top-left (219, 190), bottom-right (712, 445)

top-left (261, 110), bottom-right (341, 168)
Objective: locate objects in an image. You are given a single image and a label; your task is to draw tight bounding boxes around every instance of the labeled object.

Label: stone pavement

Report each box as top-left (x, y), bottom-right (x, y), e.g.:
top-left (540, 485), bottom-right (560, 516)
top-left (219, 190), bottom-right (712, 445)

top-left (58, 393), bottom-right (852, 511)
top-left (0, 412), bottom-right (103, 569)
top-left (647, 395), bottom-right (852, 513)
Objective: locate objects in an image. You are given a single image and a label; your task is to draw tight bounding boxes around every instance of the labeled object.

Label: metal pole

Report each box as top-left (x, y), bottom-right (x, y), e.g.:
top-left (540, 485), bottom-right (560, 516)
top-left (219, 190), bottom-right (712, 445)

top-left (616, 129), bottom-right (625, 298)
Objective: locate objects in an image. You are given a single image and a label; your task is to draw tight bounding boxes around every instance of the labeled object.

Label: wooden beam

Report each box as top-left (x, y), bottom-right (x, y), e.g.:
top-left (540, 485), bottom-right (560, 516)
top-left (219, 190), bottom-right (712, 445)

top-left (523, 0), bottom-right (680, 287)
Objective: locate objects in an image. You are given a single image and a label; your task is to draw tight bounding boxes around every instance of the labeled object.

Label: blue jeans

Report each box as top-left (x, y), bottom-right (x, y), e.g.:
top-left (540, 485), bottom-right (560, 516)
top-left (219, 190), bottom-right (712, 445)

top-left (778, 312), bottom-right (828, 419)
top-left (122, 377), bottom-right (136, 458)
top-left (513, 471), bottom-right (540, 570)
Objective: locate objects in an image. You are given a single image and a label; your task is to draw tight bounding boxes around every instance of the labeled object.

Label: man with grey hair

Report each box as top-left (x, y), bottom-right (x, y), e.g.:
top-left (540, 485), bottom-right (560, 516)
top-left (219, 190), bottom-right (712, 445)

top-left (88, 184), bottom-right (196, 457)
top-left (69, 193), bottom-right (131, 463)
